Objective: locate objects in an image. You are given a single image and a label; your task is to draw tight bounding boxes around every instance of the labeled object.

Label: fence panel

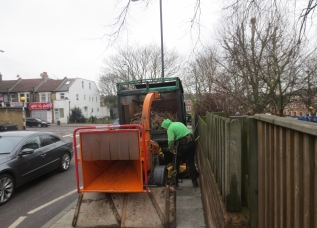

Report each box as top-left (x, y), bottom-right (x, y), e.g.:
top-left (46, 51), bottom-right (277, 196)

top-left (255, 114), bottom-right (317, 228)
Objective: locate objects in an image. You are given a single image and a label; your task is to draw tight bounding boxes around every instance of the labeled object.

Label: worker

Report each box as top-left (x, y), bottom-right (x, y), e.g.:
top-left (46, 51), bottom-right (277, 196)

top-left (161, 119), bottom-right (199, 187)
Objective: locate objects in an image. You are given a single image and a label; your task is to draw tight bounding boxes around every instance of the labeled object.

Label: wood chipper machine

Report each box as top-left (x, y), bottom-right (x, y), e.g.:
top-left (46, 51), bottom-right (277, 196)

top-left (71, 92), bottom-right (176, 228)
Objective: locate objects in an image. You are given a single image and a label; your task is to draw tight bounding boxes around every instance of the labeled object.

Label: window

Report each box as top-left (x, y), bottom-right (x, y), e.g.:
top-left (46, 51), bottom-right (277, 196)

top-left (41, 94), bottom-right (46, 102)
top-left (60, 93), bottom-right (65, 99)
top-left (22, 136), bottom-right (41, 150)
top-left (66, 81), bottom-right (70, 85)
top-left (59, 108), bottom-right (64, 118)
top-left (89, 83), bottom-right (91, 90)
top-left (82, 81), bottom-right (84, 89)
top-left (92, 97), bottom-right (94, 102)
top-left (97, 108), bottom-right (99, 112)
top-left (40, 134), bottom-right (60, 147)
top-left (186, 106), bottom-right (191, 111)
top-left (26, 93), bottom-right (30, 102)
top-left (76, 94), bottom-right (79, 101)
top-left (10, 94), bottom-right (15, 102)
top-left (96, 97), bottom-right (97, 103)
top-left (39, 93), bottom-right (51, 102)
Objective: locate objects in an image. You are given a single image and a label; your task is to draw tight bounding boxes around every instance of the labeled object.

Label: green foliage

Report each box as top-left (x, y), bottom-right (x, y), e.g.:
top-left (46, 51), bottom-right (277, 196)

top-left (69, 107), bottom-right (86, 123)
top-left (103, 95), bottom-right (117, 108)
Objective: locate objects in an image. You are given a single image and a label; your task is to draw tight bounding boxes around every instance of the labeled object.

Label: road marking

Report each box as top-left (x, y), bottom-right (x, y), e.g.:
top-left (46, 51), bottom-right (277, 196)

top-left (27, 189), bottom-right (77, 214)
top-left (8, 216), bottom-right (26, 228)
top-left (63, 134), bottom-right (79, 138)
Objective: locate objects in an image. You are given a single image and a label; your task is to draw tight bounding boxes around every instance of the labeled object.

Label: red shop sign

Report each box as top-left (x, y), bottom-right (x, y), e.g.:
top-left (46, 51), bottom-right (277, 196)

top-left (29, 102), bottom-right (52, 110)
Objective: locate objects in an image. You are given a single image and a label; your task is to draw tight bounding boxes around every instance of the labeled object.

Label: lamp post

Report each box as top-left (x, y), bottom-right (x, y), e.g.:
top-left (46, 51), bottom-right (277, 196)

top-left (20, 97), bottom-right (26, 130)
top-left (69, 101), bottom-right (71, 123)
top-left (132, 0), bottom-right (164, 78)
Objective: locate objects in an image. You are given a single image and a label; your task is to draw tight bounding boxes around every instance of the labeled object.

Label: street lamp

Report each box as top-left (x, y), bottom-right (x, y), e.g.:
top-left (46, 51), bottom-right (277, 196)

top-left (69, 101), bottom-right (71, 123)
top-left (132, 0), bottom-right (164, 78)
top-left (20, 97), bottom-right (26, 130)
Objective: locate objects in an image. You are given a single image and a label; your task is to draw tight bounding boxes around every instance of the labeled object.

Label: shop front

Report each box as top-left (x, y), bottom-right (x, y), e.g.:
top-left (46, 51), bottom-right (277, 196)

top-left (29, 102), bottom-right (52, 123)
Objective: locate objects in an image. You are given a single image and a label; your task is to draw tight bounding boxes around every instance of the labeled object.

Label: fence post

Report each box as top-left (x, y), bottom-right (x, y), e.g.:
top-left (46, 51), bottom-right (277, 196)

top-left (248, 117), bottom-right (258, 228)
top-left (225, 119), bottom-right (241, 212)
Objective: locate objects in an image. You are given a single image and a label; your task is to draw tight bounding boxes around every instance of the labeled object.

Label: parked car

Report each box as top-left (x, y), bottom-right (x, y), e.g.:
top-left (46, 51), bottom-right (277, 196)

top-left (26, 117), bottom-right (49, 127)
top-left (0, 131), bottom-right (73, 205)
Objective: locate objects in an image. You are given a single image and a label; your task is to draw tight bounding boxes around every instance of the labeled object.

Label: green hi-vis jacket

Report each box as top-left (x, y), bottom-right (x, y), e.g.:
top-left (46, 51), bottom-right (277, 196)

top-left (161, 119), bottom-right (191, 152)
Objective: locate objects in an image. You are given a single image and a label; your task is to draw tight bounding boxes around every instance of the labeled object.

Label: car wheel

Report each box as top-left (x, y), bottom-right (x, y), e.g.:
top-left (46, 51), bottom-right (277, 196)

top-left (0, 174), bottom-right (14, 206)
top-left (38, 123), bottom-right (41, 127)
top-left (59, 152), bottom-right (71, 172)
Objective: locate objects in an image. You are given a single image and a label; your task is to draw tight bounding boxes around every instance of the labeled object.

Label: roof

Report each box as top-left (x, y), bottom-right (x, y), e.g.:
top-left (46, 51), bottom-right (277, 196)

top-left (57, 78), bottom-right (75, 92)
top-left (10, 79), bottom-right (42, 92)
top-left (0, 131), bottom-right (39, 137)
top-left (36, 79), bottom-right (65, 92)
top-left (0, 80), bottom-right (19, 93)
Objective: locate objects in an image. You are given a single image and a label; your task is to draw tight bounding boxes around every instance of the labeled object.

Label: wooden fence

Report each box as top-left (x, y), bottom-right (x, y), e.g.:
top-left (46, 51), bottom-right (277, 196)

top-left (196, 113), bottom-right (317, 228)
top-left (255, 114), bottom-right (317, 228)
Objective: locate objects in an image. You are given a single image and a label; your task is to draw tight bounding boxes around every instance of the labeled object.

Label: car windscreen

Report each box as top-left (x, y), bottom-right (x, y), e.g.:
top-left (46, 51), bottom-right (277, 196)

top-left (0, 136), bottom-right (23, 154)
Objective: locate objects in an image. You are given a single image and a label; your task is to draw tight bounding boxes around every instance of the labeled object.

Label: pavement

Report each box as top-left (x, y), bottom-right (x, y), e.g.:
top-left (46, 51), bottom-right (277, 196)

top-left (42, 178), bottom-right (206, 228)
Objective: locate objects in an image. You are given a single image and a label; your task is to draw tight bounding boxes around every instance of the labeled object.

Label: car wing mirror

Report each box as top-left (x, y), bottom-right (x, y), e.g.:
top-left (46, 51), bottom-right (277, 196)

top-left (19, 148), bottom-right (35, 156)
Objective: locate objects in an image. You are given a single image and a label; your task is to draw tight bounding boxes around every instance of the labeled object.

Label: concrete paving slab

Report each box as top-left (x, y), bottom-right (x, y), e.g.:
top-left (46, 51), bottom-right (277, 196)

top-left (42, 178), bottom-right (206, 228)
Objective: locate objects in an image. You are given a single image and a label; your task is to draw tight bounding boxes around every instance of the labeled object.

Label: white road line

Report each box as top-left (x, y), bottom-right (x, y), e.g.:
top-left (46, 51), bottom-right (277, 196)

top-left (27, 189), bottom-right (77, 214)
top-left (8, 216), bottom-right (26, 228)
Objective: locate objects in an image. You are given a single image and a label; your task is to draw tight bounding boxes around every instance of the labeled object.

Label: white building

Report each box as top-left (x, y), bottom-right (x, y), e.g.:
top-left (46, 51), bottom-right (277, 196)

top-left (53, 78), bottom-right (109, 123)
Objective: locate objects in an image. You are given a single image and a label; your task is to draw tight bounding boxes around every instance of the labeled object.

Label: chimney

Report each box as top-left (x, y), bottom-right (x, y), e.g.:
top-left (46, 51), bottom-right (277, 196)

top-left (0, 72), bottom-right (2, 81)
top-left (40, 72), bottom-right (49, 82)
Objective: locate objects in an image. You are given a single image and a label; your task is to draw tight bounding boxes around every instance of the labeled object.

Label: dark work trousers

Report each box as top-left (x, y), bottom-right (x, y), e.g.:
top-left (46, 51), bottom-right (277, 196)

top-left (175, 139), bottom-right (198, 182)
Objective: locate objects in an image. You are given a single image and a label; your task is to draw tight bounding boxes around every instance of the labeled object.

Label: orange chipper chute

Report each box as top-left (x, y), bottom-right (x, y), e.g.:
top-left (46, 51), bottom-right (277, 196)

top-left (73, 92), bottom-right (160, 194)
top-left (140, 92), bottom-right (160, 172)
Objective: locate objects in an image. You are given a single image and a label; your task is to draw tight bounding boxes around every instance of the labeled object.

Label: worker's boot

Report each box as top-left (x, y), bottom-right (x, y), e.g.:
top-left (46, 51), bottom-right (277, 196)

top-left (192, 179), bottom-right (198, 188)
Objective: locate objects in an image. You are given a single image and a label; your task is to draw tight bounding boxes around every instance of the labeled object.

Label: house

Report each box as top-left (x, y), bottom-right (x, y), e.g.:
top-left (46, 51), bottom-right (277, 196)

top-left (53, 77), bottom-right (109, 123)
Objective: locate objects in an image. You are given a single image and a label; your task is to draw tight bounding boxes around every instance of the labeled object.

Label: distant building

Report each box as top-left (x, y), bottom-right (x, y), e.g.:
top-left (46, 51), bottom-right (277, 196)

top-left (0, 72), bottom-right (109, 123)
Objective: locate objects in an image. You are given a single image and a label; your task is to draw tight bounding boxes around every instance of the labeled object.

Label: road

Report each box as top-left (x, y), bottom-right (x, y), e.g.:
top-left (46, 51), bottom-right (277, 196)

top-left (0, 124), bottom-right (88, 228)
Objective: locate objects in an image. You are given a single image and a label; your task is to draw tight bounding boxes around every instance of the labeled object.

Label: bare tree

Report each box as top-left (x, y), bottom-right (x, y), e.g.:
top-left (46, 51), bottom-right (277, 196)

top-left (214, 5), bottom-right (306, 116)
top-left (293, 54), bottom-right (317, 120)
top-left (223, 0), bottom-right (317, 41)
top-left (98, 42), bottom-right (182, 95)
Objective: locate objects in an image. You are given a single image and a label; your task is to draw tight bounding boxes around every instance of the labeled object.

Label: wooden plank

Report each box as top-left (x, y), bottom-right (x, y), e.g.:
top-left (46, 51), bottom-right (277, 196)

top-left (273, 125), bottom-right (279, 228)
top-left (314, 138), bottom-right (317, 228)
top-left (257, 121), bottom-right (264, 228)
top-left (267, 124), bottom-right (273, 228)
top-left (303, 134), bottom-right (311, 228)
top-left (293, 132), bottom-right (302, 228)
top-left (285, 129), bottom-right (293, 228)
top-left (278, 127), bottom-right (286, 228)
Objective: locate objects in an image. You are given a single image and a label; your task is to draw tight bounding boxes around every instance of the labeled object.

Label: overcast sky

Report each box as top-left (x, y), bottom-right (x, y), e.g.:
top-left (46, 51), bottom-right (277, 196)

top-left (0, 0), bottom-right (220, 83)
